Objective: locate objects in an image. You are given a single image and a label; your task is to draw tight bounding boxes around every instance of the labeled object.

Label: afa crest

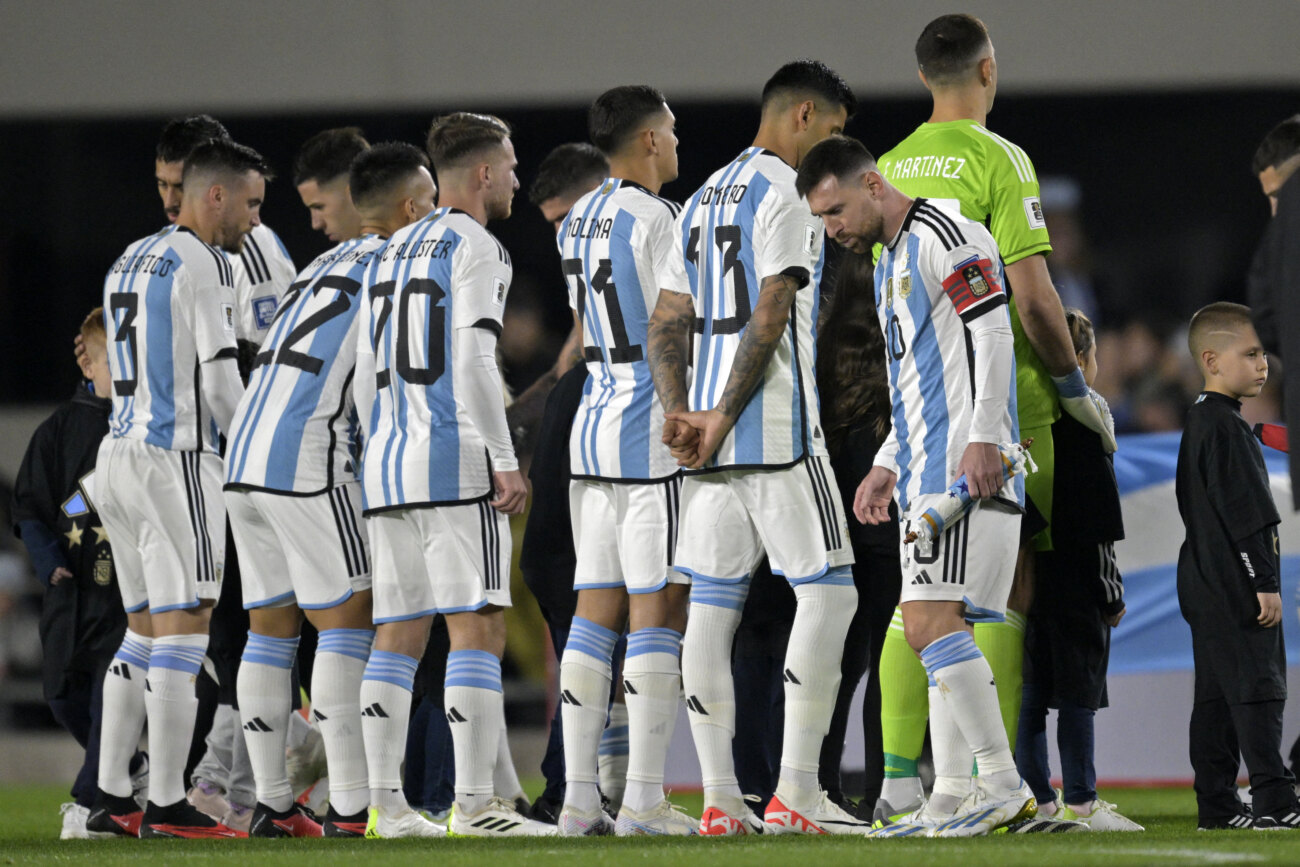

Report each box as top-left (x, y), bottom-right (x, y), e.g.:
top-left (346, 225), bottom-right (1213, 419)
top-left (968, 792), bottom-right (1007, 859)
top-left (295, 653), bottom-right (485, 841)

top-left (963, 264), bottom-right (991, 297)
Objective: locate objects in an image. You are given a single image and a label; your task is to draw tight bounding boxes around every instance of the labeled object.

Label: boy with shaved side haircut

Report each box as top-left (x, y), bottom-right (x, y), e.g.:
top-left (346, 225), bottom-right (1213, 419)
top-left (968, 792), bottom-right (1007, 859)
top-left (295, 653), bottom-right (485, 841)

top-left (1178, 302), bottom-right (1300, 830)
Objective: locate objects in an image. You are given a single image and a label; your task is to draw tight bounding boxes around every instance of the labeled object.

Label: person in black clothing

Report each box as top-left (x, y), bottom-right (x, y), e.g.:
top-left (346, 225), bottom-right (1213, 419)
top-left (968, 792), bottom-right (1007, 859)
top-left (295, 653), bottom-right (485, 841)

top-left (812, 252), bottom-right (902, 814)
top-left (1177, 302), bottom-right (1300, 830)
top-left (12, 308), bottom-right (144, 838)
top-left (513, 146), bottom-right (612, 822)
top-left (1247, 116), bottom-right (1300, 510)
top-left (1015, 308), bottom-right (1140, 831)
top-left (518, 362), bottom-right (593, 820)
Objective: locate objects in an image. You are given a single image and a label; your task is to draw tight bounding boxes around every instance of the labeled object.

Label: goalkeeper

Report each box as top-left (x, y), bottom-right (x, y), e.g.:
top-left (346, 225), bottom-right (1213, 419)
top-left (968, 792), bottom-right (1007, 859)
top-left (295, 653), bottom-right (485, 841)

top-left (868, 13), bottom-right (1113, 822)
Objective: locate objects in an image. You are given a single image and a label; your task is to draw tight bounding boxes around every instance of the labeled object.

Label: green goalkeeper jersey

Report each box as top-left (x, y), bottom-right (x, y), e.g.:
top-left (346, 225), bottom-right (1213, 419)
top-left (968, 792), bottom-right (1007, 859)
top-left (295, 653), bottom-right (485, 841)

top-left (878, 119), bottom-right (1057, 429)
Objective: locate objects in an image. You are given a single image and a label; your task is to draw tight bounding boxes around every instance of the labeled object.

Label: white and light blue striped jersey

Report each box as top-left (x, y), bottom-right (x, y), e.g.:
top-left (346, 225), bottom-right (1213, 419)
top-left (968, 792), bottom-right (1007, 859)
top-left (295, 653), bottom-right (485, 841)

top-left (357, 208), bottom-right (511, 513)
top-left (559, 179), bottom-right (681, 482)
top-left (103, 224), bottom-right (239, 453)
top-left (231, 223), bottom-right (296, 346)
top-left (873, 198), bottom-right (1021, 512)
top-left (224, 234), bottom-right (386, 494)
top-left (659, 147), bottom-right (827, 471)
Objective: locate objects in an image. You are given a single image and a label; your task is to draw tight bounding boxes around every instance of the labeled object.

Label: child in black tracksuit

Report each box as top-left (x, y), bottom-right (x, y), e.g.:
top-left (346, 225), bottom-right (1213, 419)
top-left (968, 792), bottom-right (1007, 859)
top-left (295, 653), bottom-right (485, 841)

top-left (12, 308), bottom-right (139, 837)
top-left (1177, 301), bottom-right (1300, 830)
top-left (1016, 308), bottom-right (1141, 831)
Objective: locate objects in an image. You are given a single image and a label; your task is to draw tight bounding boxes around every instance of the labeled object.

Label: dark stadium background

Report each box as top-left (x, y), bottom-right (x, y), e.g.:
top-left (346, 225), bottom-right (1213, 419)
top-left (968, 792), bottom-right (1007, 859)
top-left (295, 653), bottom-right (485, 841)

top-left (2, 87), bottom-right (1297, 404)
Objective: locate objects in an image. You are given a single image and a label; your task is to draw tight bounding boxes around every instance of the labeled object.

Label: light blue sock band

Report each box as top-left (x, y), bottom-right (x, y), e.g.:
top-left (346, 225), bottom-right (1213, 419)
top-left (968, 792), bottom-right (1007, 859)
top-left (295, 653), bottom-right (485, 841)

top-left (317, 628), bottom-right (375, 662)
top-left (626, 627), bottom-right (683, 659)
top-left (920, 631), bottom-right (983, 679)
top-left (446, 649), bottom-right (502, 693)
top-left (566, 616), bottom-right (619, 663)
top-left (242, 632), bottom-right (299, 669)
top-left (363, 650), bottom-right (418, 692)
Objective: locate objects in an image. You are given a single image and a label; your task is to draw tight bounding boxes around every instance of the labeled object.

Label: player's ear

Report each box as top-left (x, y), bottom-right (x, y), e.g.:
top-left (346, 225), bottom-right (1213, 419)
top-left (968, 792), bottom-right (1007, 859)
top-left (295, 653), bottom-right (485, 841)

top-left (917, 67), bottom-right (931, 90)
top-left (978, 56), bottom-right (994, 87)
top-left (797, 99), bottom-right (814, 130)
top-left (1201, 348), bottom-right (1218, 374)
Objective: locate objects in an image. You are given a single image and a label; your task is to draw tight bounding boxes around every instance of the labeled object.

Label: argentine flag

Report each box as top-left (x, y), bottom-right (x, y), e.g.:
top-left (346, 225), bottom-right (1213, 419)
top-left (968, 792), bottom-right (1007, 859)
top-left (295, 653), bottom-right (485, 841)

top-left (1112, 432), bottom-right (1300, 674)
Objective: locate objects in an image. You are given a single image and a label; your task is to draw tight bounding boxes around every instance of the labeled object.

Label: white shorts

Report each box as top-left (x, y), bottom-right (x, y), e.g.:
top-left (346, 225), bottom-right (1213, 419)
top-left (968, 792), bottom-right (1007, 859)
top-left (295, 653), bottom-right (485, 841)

top-left (94, 437), bottom-right (225, 614)
top-left (369, 501), bottom-right (511, 623)
top-left (570, 477), bottom-right (690, 594)
top-left (226, 484), bottom-right (372, 610)
top-left (674, 455), bottom-right (854, 585)
top-left (898, 495), bottom-right (1020, 622)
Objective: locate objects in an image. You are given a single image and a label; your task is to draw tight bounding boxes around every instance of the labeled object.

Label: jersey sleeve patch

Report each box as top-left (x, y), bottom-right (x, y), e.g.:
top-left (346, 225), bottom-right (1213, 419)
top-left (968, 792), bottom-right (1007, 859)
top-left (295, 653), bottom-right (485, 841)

top-left (941, 256), bottom-right (1006, 322)
top-left (221, 302), bottom-right (237, 335)
top-left (1023, 196), bottom-right (1046, 230)
top-left (252, 295), bottom-right (278, 330)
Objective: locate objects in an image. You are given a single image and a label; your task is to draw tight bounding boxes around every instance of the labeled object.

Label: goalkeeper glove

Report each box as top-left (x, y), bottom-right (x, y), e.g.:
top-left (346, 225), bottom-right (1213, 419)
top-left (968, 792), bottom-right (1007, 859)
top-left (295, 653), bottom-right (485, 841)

top-left (1052, 367), bottom-right (1118, 454)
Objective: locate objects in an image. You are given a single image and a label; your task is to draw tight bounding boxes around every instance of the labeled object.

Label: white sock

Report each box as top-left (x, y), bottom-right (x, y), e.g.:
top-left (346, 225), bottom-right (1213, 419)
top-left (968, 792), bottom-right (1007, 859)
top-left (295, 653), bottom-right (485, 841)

top-left (360, 650), bottom-right (417, 812)
top-left (598, 701), bottom-right (629, 812)
top-left (446, 650), bottom-right (504, 816)
top-left (879, 776), bottom-right (925, 811)
top-left (621, 628), bottom-right (681, 814)
top-left (777, 577), bottom-right (856, 808)
top-left (99, 630), bottom-right (151, 798)
top-left (493, 728), bottom-right (524, 800)
top-left (560, 617), bottom-right (617, 813)
top-left (928, 682), bottom-right (974, 815)
top-left (920, 631), bottom-right (1020, 790)
top-left (313, 629), bottom-right (374, 816)
top-left (237, 632), bottom-right (299, 812)
top-left (145, 634), bottom-right (208, 806)
top-left (681, 582), bottom-right (747, 812)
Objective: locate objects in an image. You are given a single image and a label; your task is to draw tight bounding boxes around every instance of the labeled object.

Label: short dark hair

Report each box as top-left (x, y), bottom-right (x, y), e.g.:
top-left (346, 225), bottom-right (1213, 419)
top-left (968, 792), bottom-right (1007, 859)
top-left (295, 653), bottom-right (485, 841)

top-left (156, 114), bottom-right (230, 163)
top-left (761, 60), bottom-right (857, 119)
top-left (528, 142), bottom-right (609, 206)
top-left (795, 135), bottom-right (876, 199)
top-left (294, 127), bottom-right (370, 186)
top-left (589, 85), bottom-right (668, 155)
top-left (1253, 115), bottom-right (1300, 175)
top-left (915, 14), bottom-right (992, 86)
top-left (1188, 301), bottom-right (1256, 362)
top-left (349, 142), bottom-right (430, 210)
top-left (182, 138), bottom-right (274, 188)
top-left (425, 112), bottom-right (512, 172)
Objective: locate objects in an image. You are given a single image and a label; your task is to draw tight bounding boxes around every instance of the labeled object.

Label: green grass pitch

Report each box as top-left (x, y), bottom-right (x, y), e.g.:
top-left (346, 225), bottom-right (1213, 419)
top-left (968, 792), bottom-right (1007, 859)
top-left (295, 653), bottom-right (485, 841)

top-left (4, 783), bottom-right (1299, 865)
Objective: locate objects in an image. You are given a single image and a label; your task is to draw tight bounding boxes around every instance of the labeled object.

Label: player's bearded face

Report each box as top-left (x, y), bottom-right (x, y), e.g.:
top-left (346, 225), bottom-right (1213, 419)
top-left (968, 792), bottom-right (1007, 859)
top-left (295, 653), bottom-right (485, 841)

top-left (486, 139), bottom-right (520, 221)
top-left (216, 172), bottom-right (265, 254)
top-left (156, 160), bottom-right (184, 223)
top-left (808, 176), bottom-right (881, 254)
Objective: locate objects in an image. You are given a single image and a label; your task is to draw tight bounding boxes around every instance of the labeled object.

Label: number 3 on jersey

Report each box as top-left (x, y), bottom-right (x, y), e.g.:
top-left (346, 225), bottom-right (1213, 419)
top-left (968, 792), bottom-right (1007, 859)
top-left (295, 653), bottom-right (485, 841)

top-left (563, 257), bottom-right (643, 364)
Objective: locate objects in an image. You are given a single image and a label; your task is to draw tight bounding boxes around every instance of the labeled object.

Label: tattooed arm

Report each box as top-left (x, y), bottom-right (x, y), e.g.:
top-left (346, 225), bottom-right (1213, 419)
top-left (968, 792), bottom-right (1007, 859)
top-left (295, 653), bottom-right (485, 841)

top-left (666, 272), bottom-right (799, 468)
top-left (648, 288), bottom-right (699, 462)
